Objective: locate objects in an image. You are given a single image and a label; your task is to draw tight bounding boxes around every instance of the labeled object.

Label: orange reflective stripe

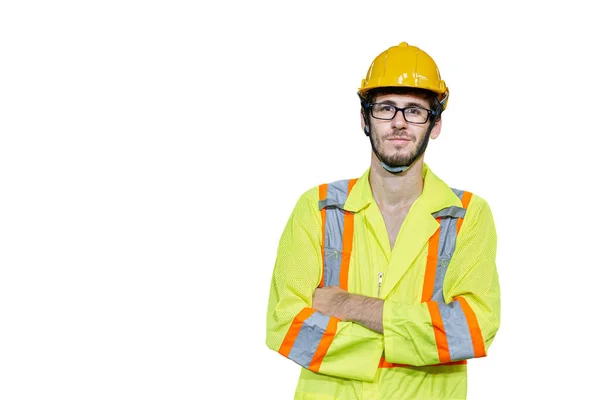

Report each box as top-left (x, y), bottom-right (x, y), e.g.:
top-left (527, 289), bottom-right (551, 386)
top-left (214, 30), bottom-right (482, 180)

top-left (378, 357), bottom-right (466, 368)
top-left (308, 316), bottom-right (340, 372)
top-left (456, 297), bottom-right (486, 358)
top-left (347, 178), bottom-right (358, 193)
top-left (421, 220), bottom-right (441, 302)
top-left (338, 179), bottom-right (358, 290)
top-left (339, 178), bottom-right (356, 290)
top-left (339, 178), bottom-right (358, 290)
top-left (424, 218), bottom-right (451, 363)
top-left (456, 191), bottom-right (472, 234)
top-left (339, 211), bottom-right (353, 291)
top-left (427, 301), bottom-right (451, 363)
top-left (318, 184), bottom-right (328, 288)
top-left (461, 191), bottom-right (473, 209)
top-left (279, 308), bottom-right (315, 357)
top-left (322, 178), bottom-right (358, 291)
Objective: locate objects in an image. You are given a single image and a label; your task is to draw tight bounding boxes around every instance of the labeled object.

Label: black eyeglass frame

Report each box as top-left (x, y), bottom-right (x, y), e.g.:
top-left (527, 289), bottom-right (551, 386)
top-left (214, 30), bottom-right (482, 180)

top-left (367, 102), bottom-right (437, 124)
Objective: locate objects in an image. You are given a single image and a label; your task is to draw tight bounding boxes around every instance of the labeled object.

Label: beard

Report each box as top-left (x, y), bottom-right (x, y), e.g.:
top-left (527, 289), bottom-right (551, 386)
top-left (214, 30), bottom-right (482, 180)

top-left (371, 129), bottom-right (431, 168)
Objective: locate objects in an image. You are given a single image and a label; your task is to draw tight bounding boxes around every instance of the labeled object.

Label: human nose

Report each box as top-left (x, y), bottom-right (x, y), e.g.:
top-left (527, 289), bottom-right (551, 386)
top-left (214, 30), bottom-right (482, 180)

top-left (391, 108), bottom-right (408, 128)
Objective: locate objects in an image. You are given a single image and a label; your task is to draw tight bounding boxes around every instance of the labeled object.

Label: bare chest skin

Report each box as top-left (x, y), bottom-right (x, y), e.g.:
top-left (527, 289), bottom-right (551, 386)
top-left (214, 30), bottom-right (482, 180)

top-left (381, 208), bottom-right (410, 250)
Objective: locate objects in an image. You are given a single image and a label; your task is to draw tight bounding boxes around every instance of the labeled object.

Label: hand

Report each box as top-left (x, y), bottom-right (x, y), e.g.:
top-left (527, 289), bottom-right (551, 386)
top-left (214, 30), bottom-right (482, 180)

top-left (312, 286), bottom-right (349, 320)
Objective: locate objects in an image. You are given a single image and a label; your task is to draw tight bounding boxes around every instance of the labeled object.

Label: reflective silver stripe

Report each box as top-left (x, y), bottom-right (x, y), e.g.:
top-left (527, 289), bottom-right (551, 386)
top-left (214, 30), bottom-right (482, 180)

top-left (321, 179), bottom-right (351, 287)
top-left (451, 188), bottom-right (465, 200)
top-left (431, 188), bottom-right (475, 361)
top-left (319, 198), bottom-right (343, 210)
top-left (432, 216), bottom-right (458, 300)
top-left (432, 206), bottom-right (466, 219)
top-left (327, 180), bottom-right (352, 205)
top-left (288, 311), bottom-right (331, 368)
top-left (440, 300), bottom-right (475, 360)
top-left (438, 216), bottom-right (459, 260)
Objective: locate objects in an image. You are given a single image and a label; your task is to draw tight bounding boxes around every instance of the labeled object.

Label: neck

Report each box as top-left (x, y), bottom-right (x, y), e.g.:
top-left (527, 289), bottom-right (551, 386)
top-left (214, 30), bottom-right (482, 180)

top-left (369, 153), bottom-right (424, 209)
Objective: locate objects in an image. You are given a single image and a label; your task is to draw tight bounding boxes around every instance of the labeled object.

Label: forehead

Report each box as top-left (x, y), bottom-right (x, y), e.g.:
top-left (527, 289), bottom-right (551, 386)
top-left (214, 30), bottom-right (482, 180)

top-left (373, 92), bottom-right (431, 107)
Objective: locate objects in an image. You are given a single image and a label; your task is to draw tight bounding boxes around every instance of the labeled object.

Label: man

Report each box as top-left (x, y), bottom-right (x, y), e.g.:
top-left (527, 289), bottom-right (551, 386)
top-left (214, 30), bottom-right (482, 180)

top-left (265, 42), bottom-right (501, 399)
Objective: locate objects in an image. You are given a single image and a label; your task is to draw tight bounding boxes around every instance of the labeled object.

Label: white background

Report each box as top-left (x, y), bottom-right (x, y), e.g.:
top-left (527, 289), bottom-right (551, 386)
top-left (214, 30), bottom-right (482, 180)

top-left (1, 1), bottom-right (598, 399)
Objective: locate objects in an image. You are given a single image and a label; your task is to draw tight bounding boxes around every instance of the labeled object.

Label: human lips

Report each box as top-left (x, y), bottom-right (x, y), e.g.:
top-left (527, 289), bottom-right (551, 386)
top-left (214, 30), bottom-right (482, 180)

top-left (385, 135), bottom-right (412, 142)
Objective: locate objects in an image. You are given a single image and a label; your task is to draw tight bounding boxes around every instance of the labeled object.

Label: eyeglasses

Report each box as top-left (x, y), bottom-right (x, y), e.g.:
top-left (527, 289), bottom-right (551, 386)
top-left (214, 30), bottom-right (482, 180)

top-left (369, 103), bottom-right (435, 124)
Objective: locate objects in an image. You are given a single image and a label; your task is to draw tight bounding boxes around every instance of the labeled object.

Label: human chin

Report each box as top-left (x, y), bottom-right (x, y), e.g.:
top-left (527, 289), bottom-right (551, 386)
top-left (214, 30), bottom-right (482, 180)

top-left (380, 151), bottom-right (416, 168)
top-left (375, 142), bottom-right (416, 166)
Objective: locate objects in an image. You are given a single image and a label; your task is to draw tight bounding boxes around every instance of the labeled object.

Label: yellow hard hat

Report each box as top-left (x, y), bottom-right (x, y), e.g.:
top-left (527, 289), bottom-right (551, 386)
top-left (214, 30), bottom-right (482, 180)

top-left (358, 42), bottom-right (449, 110)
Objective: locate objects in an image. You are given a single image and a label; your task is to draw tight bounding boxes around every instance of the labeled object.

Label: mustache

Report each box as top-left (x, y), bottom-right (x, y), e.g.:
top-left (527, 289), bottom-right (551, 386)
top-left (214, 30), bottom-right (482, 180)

top-left (383, 133), bottom-right (413, 140)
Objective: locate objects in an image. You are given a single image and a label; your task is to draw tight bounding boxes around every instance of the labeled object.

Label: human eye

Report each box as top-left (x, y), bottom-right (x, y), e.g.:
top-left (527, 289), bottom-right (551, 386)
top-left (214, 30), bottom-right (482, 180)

top-left (405, 107), bottom-right (426, 116)
top-left (374, 104), bottom-right (396, 113)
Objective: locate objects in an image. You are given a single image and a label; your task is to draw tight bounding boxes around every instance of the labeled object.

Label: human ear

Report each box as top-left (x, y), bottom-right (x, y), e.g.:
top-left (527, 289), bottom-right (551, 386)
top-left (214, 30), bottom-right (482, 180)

top-left (430, 116), bottom-right (442, 140)
top-left (360, 109), bottom-right (370, 135)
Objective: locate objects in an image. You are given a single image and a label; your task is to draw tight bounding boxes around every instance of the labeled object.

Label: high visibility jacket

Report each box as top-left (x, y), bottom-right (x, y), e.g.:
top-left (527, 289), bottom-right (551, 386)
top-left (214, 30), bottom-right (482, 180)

top-left (266, 164), bottom-right (501, 400)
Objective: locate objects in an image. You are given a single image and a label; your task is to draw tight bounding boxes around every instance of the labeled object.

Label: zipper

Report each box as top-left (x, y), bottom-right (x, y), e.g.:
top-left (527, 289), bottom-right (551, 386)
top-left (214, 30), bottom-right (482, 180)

top-left (378, 272), bottom-right (384, 297)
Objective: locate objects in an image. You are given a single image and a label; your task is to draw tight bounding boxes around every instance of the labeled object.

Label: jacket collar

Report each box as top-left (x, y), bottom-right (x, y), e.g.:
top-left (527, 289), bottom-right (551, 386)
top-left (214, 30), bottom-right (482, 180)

top-left (343, 163), bottom-right (462, 298)
top-left (343, 163), bottom-right (461, 214)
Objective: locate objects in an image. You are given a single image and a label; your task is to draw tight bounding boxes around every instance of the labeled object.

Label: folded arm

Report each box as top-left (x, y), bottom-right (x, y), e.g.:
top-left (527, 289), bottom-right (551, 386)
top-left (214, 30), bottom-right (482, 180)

top-left (265, 191), bottom-right (383, 382)
top-left (312, 196), bottom-right (501, 367)
top-left (383, 196), bottom-right (501, 366)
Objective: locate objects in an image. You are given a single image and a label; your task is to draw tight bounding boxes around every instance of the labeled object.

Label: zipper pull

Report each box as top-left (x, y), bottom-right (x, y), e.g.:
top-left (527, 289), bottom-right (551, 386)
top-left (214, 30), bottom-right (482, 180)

top-left (378, 272), bottom-right (384, 297)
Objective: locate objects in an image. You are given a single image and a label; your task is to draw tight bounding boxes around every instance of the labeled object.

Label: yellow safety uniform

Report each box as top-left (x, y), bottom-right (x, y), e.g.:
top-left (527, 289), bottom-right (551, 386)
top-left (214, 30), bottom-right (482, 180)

top-left (266, 164), bottom-right (501, 399)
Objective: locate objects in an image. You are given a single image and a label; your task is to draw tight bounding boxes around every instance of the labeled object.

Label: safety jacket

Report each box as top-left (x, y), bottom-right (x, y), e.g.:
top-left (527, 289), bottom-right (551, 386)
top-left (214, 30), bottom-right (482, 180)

top-left (266, 164), bottom-right (501, 400)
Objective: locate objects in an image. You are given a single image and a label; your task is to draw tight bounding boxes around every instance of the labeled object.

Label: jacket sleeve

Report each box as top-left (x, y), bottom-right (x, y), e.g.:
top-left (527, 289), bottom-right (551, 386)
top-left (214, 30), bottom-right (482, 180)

top-left (382, 195), bottom-right (501, 366)
top-left (266, 189), bottom-right (383, 381)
